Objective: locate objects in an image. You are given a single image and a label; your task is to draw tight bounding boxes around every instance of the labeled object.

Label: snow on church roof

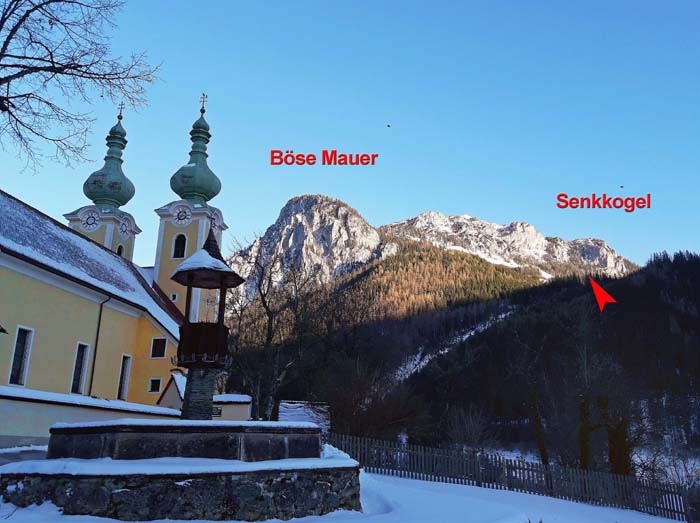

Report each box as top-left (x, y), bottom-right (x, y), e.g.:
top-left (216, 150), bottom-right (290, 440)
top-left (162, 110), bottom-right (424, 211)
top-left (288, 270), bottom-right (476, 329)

top-left (0, 190), bottom-right (181, 338)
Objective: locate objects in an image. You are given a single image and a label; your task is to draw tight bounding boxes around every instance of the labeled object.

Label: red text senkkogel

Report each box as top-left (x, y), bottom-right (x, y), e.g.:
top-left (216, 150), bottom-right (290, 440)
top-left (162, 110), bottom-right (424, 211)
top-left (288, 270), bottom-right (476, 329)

top-left (557, 193), bottom-right (651, 213)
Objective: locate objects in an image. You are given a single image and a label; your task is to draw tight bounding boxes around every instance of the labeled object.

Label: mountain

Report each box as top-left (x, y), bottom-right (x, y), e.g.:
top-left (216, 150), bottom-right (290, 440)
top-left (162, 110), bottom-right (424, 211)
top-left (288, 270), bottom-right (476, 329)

top-left (229, 195), bottom-right (635, 298)
top-left (229, 195), bottom-right (396, 298)
top-left (380, 211), bottom-right (635, 278)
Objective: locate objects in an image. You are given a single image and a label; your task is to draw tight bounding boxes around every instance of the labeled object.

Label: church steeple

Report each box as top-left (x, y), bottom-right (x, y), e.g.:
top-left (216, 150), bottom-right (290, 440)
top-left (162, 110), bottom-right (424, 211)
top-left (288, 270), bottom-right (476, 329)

top-left (170, 94), bottom-right (221, 204)
top-left (154, 96), bottom-right (228, 322)
top-left (65, 107), bottom-right (141, 260)
top-left (83, 106), bottom-right (135, 210)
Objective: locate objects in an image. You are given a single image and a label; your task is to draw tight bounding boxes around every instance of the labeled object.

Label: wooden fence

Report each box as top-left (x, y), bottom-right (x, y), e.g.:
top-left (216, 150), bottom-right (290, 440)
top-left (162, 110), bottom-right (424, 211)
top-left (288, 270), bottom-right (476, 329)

top-left (328, 432), bottom-right (690, 521)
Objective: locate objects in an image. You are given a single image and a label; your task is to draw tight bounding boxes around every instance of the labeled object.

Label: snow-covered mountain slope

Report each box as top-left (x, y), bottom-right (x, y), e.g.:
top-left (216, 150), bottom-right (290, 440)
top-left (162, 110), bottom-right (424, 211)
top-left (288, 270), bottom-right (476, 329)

top-left (380, 211), bottom-right (635, 278)
top-left (229, 195), bottom-right (635, 298)
top-left (229, 195), bottom-right (395, 298)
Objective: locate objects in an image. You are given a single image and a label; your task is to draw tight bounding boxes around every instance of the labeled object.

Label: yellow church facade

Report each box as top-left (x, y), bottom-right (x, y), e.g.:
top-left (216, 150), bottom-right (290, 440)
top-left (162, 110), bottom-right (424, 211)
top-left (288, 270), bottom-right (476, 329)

top-left (0, 105), bottom-right (248, 445)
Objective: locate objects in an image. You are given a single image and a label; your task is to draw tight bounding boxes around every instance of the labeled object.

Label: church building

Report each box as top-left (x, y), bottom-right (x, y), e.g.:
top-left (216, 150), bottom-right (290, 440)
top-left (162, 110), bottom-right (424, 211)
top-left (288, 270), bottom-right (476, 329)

top-left (0, 104), bottom-right (248, 445)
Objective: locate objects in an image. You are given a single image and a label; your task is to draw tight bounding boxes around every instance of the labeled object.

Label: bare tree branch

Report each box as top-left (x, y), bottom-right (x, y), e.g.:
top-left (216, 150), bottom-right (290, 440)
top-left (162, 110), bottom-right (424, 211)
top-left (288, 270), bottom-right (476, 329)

top-left (0, 0), bottom-right (158, 169)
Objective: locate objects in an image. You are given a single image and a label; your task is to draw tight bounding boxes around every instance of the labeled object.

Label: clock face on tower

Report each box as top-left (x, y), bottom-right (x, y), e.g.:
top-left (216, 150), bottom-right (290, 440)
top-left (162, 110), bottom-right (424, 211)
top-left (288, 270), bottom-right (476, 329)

top-left (173, 205), bottom-right (192, 226)
top-left (81, 210), bottom-right (100, 232)
top-left (118, 219), bottom-right (131, 239)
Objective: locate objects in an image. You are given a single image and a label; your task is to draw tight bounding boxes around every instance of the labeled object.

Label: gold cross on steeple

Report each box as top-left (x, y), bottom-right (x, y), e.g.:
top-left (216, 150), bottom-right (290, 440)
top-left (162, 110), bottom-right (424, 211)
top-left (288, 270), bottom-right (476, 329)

top-left (117, 102), bottom-right (125, 120)
top-left (200, 93), bottom-right (208, 114)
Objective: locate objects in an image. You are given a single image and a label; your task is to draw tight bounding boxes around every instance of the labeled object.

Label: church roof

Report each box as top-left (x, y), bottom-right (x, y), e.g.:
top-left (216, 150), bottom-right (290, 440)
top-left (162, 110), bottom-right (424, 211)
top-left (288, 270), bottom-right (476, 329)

top-left (0, 190), bottom-right (181, 339)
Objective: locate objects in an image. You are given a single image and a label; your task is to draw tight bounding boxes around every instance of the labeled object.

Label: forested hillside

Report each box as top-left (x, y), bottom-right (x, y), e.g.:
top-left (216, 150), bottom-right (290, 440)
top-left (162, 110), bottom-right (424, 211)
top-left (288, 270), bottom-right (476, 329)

top-left (408, 252), bottom-right (700, 476)
top-left (334, 238), bottom-right (542, 318)
top-left (225, 240), bottom-right (540, 421)
top-left (225, 243), bottom-right (700, 479)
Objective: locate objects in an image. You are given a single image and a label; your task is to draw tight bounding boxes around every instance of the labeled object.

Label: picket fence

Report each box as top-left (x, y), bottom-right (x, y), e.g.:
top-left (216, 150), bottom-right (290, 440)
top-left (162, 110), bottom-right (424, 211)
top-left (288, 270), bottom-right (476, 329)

top-left (328, 432), bottom-right (690, 521)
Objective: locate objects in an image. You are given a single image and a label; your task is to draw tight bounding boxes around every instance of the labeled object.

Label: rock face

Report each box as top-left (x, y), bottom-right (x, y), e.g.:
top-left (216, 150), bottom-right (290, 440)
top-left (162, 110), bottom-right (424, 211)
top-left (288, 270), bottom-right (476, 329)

top-left (380, 211), bottom-right (635, 278)
top-left (0, 467), bottom-right (361, 521)
top-left (229, 196), bottom-right (635, 294)
top-left (230, 195), bottom-right (386, 298)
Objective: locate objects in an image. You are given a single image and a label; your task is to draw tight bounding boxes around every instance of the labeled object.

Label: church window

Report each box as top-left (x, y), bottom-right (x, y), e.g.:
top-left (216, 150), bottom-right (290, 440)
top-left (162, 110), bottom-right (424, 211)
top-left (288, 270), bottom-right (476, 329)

top-left (116, 244), bottom-right (124, 257)
top-left (173, 234), bottom-right (187, 258)
top-left (117, 355), bottom-right (132, 400)
top-left (71, 343), bottom-right (89, 394)
top-left (148, 378), bottom-right (162, 393)
top-left (9, 326), bottom-right (34, 386)
top-left (150, 338), bottom-right (167, 359)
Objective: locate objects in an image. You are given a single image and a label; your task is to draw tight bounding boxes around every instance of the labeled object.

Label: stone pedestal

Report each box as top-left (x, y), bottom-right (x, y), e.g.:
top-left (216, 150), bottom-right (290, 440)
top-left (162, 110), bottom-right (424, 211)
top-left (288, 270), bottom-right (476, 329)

top-left (48, 420), bottom-right (321, 462)
top-left (0, 419), bottom-right (362, 521)
top-left (181, 368), bottom-right (217, 420)
top-left (0, 464), bottom-right (361, 521)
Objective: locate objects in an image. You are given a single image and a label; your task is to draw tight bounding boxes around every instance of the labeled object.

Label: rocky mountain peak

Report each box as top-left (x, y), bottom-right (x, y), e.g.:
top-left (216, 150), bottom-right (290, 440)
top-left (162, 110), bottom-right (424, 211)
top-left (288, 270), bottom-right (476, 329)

top-left (229, 195), bottom-right (635, 299)
top-left (381, 212), bottom-right (635, 278)
top-left (229, 195), bottom-right (383, 298)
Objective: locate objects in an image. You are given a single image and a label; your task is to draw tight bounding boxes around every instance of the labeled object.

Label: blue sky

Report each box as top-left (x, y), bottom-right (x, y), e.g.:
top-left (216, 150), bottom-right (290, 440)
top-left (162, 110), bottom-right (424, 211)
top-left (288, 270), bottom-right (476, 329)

top-left (2, 1), bottom-right (699, 266)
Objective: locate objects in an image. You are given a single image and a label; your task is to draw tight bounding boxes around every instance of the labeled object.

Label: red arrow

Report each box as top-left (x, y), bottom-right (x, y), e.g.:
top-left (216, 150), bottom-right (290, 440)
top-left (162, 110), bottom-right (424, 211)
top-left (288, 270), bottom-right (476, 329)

top-left (589, 277), bottom-right (617, 312)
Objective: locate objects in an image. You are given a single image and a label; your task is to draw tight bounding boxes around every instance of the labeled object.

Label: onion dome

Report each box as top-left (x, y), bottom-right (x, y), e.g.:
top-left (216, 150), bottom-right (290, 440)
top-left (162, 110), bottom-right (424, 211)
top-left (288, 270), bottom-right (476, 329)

top-left (170, 99), bottom-right (221, 204)
top-left (83, 111), bottom-right (135, 209)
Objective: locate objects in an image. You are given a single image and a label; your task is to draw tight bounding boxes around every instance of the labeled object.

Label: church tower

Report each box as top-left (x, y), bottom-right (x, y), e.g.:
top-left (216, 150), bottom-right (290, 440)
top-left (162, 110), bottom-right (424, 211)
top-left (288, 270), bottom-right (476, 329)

top-left (65, 110), bottom-right (141, 260)
top-left (153, 98), bottom-right (227, 322)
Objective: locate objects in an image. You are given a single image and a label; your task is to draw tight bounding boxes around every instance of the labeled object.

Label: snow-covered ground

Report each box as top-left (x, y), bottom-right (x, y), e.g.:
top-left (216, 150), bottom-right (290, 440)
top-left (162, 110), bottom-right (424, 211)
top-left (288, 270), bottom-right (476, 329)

top-left (0, 471), bottom-right (675, 523)
top-left (0, 446), bottom-right (47, 455)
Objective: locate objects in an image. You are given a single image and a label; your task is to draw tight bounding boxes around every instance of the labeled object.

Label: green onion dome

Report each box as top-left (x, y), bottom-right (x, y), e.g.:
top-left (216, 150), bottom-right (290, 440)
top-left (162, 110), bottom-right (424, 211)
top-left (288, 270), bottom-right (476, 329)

top-left (170, 107), bottom-right (221, 203)
top-left (83, 115), bottom-right (135, 209)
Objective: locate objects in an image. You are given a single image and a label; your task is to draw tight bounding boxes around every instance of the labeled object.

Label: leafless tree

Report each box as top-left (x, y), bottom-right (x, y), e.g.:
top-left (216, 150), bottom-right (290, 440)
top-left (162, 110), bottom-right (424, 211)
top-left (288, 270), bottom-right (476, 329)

top-left (226, 236), bottom-right (321, 420)
top-left (0, 0), bottom-right (157, 167)
top-left (446, 404), bottom-right (494, 450)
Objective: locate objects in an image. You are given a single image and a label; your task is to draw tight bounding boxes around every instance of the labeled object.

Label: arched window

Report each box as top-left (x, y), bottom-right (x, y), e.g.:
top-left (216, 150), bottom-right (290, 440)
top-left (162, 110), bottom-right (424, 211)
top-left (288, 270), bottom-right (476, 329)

top-left (173, 234), bottom-right (187, 259)
top-left (116, 245), bottom-right (124, 257)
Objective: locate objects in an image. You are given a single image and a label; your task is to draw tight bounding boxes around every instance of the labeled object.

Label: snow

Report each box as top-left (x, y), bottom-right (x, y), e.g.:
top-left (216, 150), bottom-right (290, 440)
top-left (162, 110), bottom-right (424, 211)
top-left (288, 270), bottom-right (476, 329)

top-left (0, 471), bottom-right (673, 523)
top-left (169, 371), bottom-right (250, 403)
top-left (213, 394), bottom-right (252, 404)
top-left (383, 209), bottom-right (632, 278)
top-left (279, 401), bottom-right (331, 433)
top-left (171, 371), bottom-right (187, 398)
top-left (51, 418), bottom-right (317, 430)
top-left (173, 249), bottom-right (233, 275)
top-left (136, 266), bottom-right (155, 284)
top-left (394, 312), bottom-right (513, 384)
top-left (0, 386), bottom-right (180, 417)
top-left (0, 452), bottom-right (357, 477)
top-left (0, 446), bottom-right (47, 455)
top-left (0, 192), bottom-right (180, 339)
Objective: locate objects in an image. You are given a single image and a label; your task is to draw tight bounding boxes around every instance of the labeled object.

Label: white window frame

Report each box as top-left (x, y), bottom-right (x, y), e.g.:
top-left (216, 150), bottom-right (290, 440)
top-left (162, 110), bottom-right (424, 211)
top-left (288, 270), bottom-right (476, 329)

top-left (116, 354), bottom-right (132, 401)
top-left (8, 325), bottom-right (35, 387)
top-left (70, 341), bottom-right (91, 394)
top-left (147, 377), bottom-right (162, 394)
top-left (116, 244), bottom-right (125, 257)
top-left (150, 337), bottom-right (167, 359)
top-left (171, 233), bottom-right (187, 259)
top-left (170, 293), bottom-right (179, 303)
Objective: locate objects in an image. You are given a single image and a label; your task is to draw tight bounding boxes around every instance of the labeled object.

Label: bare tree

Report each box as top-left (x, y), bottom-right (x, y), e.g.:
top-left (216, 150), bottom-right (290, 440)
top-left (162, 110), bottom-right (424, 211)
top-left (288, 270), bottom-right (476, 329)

top-left (446, 404), bottom-right (494, 450)
top-left (226, 236), bottom-right (322, 420)
top-left (0, 0), bottom-right (157, 167)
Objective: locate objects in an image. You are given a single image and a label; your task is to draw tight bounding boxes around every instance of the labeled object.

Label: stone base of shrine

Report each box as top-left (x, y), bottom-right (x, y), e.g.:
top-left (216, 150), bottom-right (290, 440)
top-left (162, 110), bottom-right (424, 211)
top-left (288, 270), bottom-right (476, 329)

top-left (0, 458), bottom-right (361, 521)
top-left (47, 419), bottom-right (321, 462)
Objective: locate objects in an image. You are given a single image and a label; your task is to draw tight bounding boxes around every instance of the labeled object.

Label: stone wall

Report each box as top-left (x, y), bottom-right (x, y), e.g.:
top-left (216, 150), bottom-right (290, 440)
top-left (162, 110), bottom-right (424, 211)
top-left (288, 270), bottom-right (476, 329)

top-left (48, 423), bottom-right (321, 462)
top-left (1, 466), bottom-right (361, 521)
